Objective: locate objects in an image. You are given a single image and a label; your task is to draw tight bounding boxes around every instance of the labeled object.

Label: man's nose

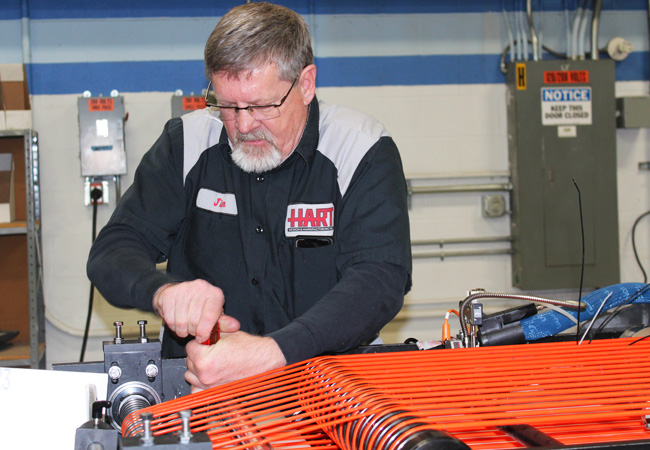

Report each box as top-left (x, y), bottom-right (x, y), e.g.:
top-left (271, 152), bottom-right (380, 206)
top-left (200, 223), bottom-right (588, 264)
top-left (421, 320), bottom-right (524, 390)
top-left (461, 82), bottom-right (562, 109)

top-left (235, 109), bottom-right (261, 134)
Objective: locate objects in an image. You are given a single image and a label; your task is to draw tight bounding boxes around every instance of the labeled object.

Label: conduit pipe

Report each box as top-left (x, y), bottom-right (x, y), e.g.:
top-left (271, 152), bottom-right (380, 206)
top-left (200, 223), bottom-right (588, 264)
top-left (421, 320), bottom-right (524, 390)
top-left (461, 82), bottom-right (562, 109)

top-left (502, 0), bottom-right (516, 63)
top-left (570, 1), bottom-right (586, 59)
top-left (412, 248), bottom-right (512, 260)
top-left (411, 236), bottom-right (512, 247)
top-left (411, 236), bottom-right (512, 260)
top-left (577, 5), bottom-right (591, 59)
top-left (408, 182), bottom-right (512, 195)
top-left (526, 0), bottom-right (539, 60)
top-left (590, 0), bottom-right (604, 59)
top-left (519, 9), bottom-right (528, 60)
top-left (20, 0), bottom-right (31, 65)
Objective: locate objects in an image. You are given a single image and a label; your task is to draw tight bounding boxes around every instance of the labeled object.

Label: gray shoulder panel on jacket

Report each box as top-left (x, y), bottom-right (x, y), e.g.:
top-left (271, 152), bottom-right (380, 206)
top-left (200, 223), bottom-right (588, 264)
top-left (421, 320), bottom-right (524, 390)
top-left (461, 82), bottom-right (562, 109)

top-left (180, 109), bottom-right (225, 184)
top-left (317, 101), bottom-right (391, 197)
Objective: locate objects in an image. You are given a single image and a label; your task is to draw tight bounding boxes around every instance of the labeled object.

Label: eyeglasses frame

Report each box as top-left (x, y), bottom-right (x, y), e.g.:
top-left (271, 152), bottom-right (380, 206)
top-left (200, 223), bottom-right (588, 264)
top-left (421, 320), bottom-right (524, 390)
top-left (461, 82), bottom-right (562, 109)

top-left (204, 77), bottom-right (298, 120)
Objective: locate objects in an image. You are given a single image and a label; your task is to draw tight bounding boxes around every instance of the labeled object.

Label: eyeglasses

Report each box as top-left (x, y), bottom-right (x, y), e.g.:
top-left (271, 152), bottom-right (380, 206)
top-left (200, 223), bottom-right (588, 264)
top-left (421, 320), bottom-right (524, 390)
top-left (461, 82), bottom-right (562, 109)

top-left (205, 78), bottom-right (297, 121)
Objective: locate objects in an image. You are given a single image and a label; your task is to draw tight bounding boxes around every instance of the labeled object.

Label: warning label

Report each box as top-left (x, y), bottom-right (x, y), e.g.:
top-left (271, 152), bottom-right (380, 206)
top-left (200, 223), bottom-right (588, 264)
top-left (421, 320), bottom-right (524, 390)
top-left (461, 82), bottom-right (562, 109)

top-left (516, 63), bottom-right (526, 90)
top-left (183, 97), bottom-right (204, 111)
top-left (541, 87), bottom-right (592, 126)
top-left (88, 98), bottom-right (114, 112)
top-left (544, 70), bottom-right (589, 84)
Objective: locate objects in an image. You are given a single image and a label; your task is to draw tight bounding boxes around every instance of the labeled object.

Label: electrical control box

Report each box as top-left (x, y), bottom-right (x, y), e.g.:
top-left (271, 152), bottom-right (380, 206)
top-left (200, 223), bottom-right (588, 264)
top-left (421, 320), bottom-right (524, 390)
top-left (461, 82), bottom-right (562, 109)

top-left (78, 95), bottom-right (127, 177)
top-left (616, 96), bottom-right (650, 128)
top-left (506, 60), bottom-right (620, 290)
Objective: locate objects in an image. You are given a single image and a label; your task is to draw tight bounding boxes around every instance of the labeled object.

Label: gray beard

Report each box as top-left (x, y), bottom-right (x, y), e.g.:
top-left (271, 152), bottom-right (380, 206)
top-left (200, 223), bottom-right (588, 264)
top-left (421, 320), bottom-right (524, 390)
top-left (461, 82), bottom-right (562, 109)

top-left (230, 130), bottom-right (283, 173)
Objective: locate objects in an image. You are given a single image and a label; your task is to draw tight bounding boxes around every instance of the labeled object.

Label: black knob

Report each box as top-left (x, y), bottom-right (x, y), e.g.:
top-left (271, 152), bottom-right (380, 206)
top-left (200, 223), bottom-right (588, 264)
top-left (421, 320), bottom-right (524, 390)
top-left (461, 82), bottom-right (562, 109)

top-left (92, 400), bottom-right (112, 420)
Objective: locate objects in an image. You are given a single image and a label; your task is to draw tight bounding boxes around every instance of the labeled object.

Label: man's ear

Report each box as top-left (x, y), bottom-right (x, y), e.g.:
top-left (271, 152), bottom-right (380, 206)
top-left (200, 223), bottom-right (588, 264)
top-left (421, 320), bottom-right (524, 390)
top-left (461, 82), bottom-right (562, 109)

top-left (298, 64), bottom-right (317, 105)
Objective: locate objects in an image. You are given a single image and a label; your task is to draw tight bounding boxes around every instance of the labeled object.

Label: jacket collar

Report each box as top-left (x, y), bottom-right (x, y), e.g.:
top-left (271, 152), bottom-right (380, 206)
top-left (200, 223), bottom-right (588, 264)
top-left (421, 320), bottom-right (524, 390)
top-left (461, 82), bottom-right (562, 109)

top-left (291, 95), bottom-right (320, 165)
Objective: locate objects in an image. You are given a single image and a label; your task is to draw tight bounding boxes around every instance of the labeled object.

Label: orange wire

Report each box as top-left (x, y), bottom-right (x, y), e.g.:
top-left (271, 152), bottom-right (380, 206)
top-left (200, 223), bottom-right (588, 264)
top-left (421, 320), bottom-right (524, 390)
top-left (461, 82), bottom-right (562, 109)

top-left (122, 338), bottom-right (650, 450)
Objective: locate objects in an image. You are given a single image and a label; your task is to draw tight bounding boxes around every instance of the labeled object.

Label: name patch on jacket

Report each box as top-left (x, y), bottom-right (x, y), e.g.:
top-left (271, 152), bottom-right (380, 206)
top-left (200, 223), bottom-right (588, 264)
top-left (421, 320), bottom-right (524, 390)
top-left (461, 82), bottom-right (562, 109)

top-left (196, 188), bottom-right (238, 215)
top-left (285, 203), bottom-right (334, 237)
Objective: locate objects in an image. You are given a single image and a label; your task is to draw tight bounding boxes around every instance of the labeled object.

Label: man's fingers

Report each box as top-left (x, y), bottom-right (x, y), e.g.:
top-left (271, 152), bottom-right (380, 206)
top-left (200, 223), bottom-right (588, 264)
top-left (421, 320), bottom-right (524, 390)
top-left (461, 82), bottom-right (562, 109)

top-left (184, 332), bottom-right (286, 390)
top-left (174, 293), bottom-right (191, 337)
top-left (194, 298), bottom-right (223, 343)
top-left (184, 369), bottom-right (206, 392)
top-left (185, 340), bottom-right (217, 389)
top-left (154, 280), bottom-right (225, 340)
top-left (217, 314), bottom-right (241, 333)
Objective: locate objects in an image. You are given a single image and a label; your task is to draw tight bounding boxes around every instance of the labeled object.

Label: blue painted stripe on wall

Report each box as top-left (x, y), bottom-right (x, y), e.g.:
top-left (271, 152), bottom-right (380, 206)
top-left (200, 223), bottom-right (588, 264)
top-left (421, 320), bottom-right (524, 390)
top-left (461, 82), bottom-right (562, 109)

top-left (28, 52), bottom-right (649, 96)
top-left (29, 60), bottom-right (207, 96)
top-left (2, 0), bottom-right (647, 20)
top-left (615, 52), bottom-right (649, 82)
top-left (0, 1), bottom-right (21, 20)
top-left (316, 55), bottom-right (507, 87)
top-left (6, 11), bottom-right (646, 65)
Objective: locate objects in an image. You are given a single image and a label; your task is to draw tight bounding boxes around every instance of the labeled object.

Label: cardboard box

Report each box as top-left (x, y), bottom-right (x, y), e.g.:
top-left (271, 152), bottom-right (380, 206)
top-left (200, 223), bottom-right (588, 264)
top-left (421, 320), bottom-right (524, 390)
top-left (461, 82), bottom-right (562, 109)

top-left (0, 64), bottom-right (32, 131)
top-left (0, 153), bottom-right (15, 223)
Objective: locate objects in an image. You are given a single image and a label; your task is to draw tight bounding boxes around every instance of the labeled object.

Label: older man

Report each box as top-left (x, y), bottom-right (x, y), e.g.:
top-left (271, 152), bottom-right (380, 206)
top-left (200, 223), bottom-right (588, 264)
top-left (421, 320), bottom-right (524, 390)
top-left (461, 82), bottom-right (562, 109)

top-left (87, 2), bottom-right (411, 390)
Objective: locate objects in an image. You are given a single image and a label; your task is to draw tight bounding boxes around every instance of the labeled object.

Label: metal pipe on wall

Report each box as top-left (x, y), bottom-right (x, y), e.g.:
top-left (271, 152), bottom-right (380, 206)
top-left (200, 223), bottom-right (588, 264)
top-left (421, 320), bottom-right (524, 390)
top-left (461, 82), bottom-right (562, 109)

top-left (20, 0), bottom-right (31, 66)
top-left (570, 1), bottom-right (585, 59)
top-left (412, 236), bottom-right (512, 247)
top-left (408, 182), bottom-right (512, 195)
top-left (412, 237), bottom-right (512, 260)
top-left (577, 4), bottom-right (591, 59)
top-left (590, 0), bottom-right (603, 59)
top-left (526, 0), bottom-right (539, 60)
top-left (412, 248), bottom-right (512, 260)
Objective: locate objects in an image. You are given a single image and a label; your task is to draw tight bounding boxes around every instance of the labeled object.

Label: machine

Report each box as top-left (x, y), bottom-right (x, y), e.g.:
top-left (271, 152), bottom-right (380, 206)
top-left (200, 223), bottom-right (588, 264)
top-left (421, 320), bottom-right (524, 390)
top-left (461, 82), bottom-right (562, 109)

top-left (50, 282), bottom-right (650, 450)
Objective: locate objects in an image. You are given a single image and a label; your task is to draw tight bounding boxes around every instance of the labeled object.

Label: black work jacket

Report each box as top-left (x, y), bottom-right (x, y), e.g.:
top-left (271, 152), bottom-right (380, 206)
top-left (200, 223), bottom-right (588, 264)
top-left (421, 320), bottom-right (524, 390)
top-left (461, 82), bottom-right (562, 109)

top-left (88, 97), bottom-right (412, 362)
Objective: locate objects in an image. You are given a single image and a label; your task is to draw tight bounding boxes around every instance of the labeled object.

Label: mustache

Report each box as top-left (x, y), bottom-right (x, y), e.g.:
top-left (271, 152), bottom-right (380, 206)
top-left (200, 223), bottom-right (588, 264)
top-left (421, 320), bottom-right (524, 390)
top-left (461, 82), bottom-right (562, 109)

top-left (235, 129), bottom-right (275, 144)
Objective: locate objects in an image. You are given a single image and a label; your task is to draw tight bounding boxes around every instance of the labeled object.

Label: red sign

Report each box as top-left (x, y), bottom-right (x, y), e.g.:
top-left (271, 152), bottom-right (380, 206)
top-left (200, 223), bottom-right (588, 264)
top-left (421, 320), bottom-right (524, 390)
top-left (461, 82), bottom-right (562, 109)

top-left (88, 98), bottom-right (114, 112)
top-left (183, 97), bottom-right (205, 111)
top-left (544, 70), bottom-right (589, 84)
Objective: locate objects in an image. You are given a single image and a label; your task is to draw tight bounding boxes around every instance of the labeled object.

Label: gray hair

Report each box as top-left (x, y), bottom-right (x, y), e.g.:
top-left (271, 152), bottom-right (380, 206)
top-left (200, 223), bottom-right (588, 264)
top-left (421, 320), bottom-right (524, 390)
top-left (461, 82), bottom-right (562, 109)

top-left (204, 2), bottom-right (313, 81)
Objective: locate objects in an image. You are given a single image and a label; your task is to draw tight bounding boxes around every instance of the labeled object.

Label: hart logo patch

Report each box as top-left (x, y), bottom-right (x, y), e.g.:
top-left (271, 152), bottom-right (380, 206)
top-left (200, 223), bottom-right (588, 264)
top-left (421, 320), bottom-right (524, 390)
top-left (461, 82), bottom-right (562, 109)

top-left (285, 203), bottom-right (334, 237)
top-left (196, 188), bottom-right (238, 215)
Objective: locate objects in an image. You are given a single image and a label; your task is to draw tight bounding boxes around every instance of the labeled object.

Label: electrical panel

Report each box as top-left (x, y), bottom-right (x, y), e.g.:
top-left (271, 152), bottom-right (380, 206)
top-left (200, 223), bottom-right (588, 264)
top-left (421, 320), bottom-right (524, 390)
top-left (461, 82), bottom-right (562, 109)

top-left (616, 96), bottom-right (650, 128)
top-left (506, 60), bottom-right (620, 290)
top-left (78, 95), bottom-right (127, 177)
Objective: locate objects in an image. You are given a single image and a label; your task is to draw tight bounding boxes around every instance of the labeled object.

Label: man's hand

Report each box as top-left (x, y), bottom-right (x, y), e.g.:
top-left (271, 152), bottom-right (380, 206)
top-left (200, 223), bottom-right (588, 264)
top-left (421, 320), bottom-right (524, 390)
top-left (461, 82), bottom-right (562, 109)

top-left (184, 329), bottom-right (287, 391)
top-left (152, 279), bottom-right (225, 344)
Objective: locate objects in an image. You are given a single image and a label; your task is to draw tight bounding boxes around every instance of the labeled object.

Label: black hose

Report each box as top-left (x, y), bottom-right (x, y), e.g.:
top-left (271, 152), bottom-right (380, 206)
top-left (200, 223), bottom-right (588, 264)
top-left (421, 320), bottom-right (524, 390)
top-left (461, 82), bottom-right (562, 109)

top-left (573, 179), bottom-right (585, 343)
top-left (80, 187), bottom-right (103, 362)
top-left (499, 42), bottom-right (569, 74)
top-left (632, 210), bottom-right (650, 284)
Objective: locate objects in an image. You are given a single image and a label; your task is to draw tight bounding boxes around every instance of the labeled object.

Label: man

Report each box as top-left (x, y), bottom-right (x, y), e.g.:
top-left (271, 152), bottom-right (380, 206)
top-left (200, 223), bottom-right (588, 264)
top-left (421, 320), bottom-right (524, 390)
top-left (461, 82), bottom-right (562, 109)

top-left (87, 2), bottom-right (411, 390)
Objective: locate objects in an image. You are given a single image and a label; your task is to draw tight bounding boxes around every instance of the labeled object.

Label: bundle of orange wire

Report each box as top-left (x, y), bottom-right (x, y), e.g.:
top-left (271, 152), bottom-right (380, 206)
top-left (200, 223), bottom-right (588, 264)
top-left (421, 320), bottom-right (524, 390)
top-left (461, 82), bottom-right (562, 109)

top-left (122, 337), bottom-right (650, 449)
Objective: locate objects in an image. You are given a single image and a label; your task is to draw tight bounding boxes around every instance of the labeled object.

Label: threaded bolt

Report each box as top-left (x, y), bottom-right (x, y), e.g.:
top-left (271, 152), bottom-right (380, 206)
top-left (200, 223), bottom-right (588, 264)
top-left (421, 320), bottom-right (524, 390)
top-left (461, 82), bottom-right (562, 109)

top-left (179, 410), bottom-right (193, 444)
top-left (138, 320), bottom-right (148, 343)
top-left (113, 321), bottom-right (124, 344)
top-left (140, 412), bottom-right (154, 446)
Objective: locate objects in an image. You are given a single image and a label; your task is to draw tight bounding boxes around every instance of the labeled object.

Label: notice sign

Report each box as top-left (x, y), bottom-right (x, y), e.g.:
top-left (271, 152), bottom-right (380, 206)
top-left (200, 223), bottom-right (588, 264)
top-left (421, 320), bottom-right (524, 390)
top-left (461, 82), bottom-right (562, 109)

top-left (541, 87), bottom-right (592, 126)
